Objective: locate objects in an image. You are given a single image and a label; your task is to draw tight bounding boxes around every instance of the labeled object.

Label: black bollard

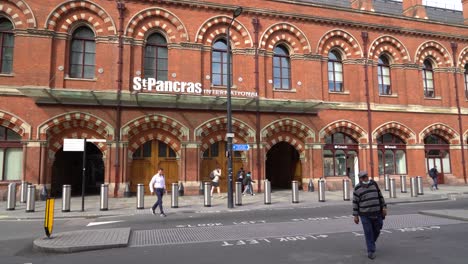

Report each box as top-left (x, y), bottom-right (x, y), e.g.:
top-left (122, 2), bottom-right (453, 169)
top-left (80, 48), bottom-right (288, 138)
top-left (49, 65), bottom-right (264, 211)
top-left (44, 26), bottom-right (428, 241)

top-left (308, 179), bottom-right (314, 192)
top-left (199, 181), bottom-right (204, 195)
top-left (178, 182), bottom-right (184, 196)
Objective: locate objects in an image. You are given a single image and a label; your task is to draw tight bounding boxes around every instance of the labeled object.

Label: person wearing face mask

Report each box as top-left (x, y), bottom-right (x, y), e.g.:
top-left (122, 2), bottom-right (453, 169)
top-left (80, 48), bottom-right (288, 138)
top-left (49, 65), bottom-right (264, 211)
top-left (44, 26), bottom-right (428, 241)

top-left (352, 171), bottom-right (387, 260)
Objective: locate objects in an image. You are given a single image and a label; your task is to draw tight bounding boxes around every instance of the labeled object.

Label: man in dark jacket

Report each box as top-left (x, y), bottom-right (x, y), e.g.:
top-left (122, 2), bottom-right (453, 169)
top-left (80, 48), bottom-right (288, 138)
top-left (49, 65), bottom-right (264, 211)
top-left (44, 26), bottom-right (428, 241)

top-left (429, 166), bottom-right (439, 190)
top-left (353, 171), bottom-right (387, 260)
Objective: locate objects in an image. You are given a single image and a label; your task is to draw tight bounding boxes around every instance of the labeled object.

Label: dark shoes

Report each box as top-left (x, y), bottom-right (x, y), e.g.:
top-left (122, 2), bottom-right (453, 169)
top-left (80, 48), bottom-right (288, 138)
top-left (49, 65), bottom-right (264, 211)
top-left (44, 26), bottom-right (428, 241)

top-left (368, 252), bottom-right (376, 260)
top-left (151, 209), bottom-right (156, 215)
top-left (160, 213), bottom-right (167, 217)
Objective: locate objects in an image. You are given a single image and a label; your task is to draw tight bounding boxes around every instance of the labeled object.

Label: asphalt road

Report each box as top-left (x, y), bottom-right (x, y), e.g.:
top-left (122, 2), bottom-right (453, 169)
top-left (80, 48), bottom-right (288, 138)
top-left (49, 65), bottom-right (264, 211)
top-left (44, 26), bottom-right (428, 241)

top-left (1, 198), bottom-right (467, 264)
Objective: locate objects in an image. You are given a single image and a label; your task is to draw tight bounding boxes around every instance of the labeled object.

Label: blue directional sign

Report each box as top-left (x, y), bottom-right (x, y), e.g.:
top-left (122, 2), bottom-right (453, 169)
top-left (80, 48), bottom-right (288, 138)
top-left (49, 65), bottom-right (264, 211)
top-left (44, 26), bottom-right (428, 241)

top-left (233, 144), bottom-right (250, 151)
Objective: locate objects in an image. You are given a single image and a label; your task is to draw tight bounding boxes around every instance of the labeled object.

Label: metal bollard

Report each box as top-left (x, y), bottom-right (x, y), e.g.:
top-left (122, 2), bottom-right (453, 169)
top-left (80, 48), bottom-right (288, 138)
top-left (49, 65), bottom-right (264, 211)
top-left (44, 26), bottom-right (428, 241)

top-left (389, 178), bottom-right (397, 198)
top-left (235, 182), bottom-right (242, 206)
top-left (171, 183), bottom-right (179, 208)
top-left (264, 180), bottom-right (271, 205)
top-left (7, 183), bottom-right (16, 210)
top-left (62, 185), bottom-right (71, 212)
top-left (342, 179), bottom-right (350, 201)
top-left (416, 176), bottom-right (424, 195)
top-left (400, 175), bottom-right (407, 193)
top-left (384, 174), bottom-right (390, 191)
top-left (137, 184), bottom-right (145, 209)
top-left (26, 185), bottom-right (35, 213)
top-left (20, 181), bottom-right (28, 203)
top-left (204, 182), bottom-right (211, 207)
top-left (318, 179), bottom-right (326, 202)
top-left (292, 181), bottom-right (299, 203)
top-left (100, 184), bottom-right (108, 211)
top-left (410, 177), bottom-right (418, 197)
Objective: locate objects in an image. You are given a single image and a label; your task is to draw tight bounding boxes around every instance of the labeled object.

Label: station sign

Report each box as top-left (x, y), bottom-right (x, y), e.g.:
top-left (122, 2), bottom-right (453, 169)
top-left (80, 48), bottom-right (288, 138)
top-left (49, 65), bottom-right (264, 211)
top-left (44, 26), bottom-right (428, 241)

top-left (233, 144), bottom-right (250, 151)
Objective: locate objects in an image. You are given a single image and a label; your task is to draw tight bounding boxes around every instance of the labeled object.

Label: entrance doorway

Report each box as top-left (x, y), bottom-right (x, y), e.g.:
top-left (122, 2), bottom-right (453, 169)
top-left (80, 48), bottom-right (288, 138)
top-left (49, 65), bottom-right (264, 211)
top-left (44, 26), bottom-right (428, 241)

top-left (265, 142), bottom-right (300, 189)
top-left (424, 135), bottom-right (450, 184)
top-left (51, 142), bottom-right (104, 196)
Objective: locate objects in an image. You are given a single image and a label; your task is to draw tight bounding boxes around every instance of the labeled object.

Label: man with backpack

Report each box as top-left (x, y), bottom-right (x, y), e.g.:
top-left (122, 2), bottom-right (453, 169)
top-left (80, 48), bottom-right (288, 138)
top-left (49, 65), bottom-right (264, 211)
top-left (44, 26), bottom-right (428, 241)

top-left (428, 166), bottom-right (439, 190)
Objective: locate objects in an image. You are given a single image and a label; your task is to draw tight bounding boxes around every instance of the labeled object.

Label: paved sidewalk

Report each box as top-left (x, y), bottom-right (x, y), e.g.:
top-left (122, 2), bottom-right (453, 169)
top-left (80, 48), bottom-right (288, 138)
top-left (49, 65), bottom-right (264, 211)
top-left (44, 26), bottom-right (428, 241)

top-left (1, 185), bottom-right (467, 253)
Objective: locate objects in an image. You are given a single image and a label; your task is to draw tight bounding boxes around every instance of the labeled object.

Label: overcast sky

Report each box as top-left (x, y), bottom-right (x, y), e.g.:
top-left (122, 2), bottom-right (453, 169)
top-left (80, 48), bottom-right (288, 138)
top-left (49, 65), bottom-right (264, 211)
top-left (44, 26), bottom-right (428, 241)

top-left (394, 0), bottom-right (463, 10)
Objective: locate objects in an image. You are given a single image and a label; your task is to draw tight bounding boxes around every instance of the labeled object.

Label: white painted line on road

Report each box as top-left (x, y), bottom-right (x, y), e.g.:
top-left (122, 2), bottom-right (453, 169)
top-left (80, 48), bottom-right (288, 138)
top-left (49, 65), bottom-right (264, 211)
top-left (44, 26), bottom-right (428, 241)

top-left (87, 220), bottom-right (124, 227)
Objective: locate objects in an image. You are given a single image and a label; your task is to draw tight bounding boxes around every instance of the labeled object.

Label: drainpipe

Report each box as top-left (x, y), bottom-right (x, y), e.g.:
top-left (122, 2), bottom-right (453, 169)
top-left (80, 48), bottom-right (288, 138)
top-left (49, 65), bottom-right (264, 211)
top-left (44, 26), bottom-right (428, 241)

top-left (361, 32), bottom-right (375, 178)
top-left (252, 17), bottom-right (261, 192)
top-left (450, 42), bottom-right (467, 184)
top-left (114, 1), bottom-right (125, 196)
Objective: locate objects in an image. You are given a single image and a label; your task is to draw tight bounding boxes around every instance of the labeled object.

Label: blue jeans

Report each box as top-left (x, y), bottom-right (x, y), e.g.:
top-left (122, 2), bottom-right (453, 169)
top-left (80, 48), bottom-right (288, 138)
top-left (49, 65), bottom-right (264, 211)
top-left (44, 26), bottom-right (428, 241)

top-left (360, 215), bottom-right (384, 254)
top-left (431, 177), bottom-right (438, 189)
top-left (152, 188), bottom-right (165, 214)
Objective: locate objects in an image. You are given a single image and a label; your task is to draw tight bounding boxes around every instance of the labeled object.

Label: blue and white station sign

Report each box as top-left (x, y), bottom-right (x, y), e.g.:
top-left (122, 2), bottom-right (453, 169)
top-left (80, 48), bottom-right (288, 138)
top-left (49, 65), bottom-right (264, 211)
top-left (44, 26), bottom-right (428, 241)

top-left (233, 144), bottom-right (250, 151)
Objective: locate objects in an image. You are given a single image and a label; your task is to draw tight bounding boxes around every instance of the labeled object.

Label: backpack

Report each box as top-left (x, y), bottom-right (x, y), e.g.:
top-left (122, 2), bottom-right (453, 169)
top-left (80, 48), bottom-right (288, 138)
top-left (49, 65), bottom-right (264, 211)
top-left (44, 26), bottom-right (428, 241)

top-left (209, 171), bottom-right (215, 180)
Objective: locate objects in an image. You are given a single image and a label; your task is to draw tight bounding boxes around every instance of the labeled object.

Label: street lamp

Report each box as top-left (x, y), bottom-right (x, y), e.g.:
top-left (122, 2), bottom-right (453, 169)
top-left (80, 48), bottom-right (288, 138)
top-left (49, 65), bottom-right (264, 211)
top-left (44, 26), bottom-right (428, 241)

top-left (226, 6), bottom-right (243, 209)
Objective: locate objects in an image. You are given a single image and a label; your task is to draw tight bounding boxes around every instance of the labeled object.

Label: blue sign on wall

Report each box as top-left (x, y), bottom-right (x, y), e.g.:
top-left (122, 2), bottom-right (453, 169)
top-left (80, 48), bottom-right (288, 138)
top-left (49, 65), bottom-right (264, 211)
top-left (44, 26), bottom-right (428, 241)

top-left (233, 144), bottom-right (250, 151)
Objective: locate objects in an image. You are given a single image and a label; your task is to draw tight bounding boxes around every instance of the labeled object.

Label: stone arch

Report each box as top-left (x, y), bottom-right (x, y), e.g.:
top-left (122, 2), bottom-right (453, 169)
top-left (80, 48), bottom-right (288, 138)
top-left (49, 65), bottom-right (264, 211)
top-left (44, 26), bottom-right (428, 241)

top-left (464, 130), bottom-right (468, 144)
top-left (317, 29), bottom-right (362, 58)
top-left (47, 130), bottom-right (108, 159)
top-left (419, 123), bottom-right (459, 144)
top-left (457, 46), bottom-right (468, 69)
top-left (372, 121), bottom-right (416, 144)
top-left (122, 114), bottom-right (189, 156)
top-left (261, 118), bottom-right (315, 143)
top-left (368, 35), bottom-right (411, 63)
top-left (195, 117), bottom-right (255, 152)
top-left (319, 120), bottom-right (368, 143)
top-left (38, 112), bottom-right (114, 141)
top-left (259, 22), bottom-right (311, 54)
top-left (414, 41), bottom-right (452, 67)
top-left (44, 0), bottom-right (116, 36)
top-left (195, 15), bottom-right (252, 48)
top-left (264, 134), bottom-right (306, 157)
top-left (125, 7), bottom-right (188, 42)
top-left (0, 110), bottom-right (31, 139)
top-left (0, 0), bottom-right (36, 28)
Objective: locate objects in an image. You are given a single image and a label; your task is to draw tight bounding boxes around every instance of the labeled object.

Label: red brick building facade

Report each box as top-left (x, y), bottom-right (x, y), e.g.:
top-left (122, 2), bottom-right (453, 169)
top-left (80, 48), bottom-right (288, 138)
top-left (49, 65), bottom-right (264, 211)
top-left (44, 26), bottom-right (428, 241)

top-left (1, 0), bottom-right (467, 198)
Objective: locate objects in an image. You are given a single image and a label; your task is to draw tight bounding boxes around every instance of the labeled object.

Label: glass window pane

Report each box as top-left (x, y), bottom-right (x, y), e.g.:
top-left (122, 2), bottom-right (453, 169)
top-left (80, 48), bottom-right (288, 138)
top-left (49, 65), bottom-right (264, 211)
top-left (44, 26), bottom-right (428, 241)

top-left (71, 51), bottom-right (83, 65)
top-left (274, 67), bottom-right (281, 78)
top-left (70, 65), bottom-right (82, 78)
top-left (281, 69), bottom-right (289, 79)
top-left (212, 63), bottom-right (221, 74)
top-left (157, 47), bottom-right (168, 59)
top-left (212, 74), bottom-right (221, 86)
top-left (274, 78), bottom-right (281, 88)
top-left (222, 74), bottom-right (228, 86)
top-left (334, 133), bottom-right (344, 144)
top-left (3, 46), bottom-right (13, 59)
top-left (74, 27), bottom-right (94, 39)
top-left (83, 66), bottom-right (94, 79)
top-left (335, 72), bottom-right (343, 82)
top-left (144, 57), bottom-right (155, 70)
top-left (395, 150), bottom-right (407, 174)
top-left (211, 142), bottom-right (219, 157)
top-left (144, 69), bottom-right (155, 78)
top-left (378, 151), bottom-right (384, 175)
top-left (157, 70), bottom-right (168, 81)
top-left (85, 41), bottom-right (95, 53)
top-left (143, 141), bottom-right (152, 157)
top-left (282, 79), bottom-right (289, 89)
top-left (442, 152), bottom-right (451, 173)
top-left (84, 53), bottom-right (95, 65)
top-left (71, 40), bottom-right (83, 52)
top-left (168, 147), bottom-right (176, 158)
top-left (1, 58), bottom-right (12, 73)
top-left (157, 59), bottom-right (167, 70)
top-left (328, 72), bottom-right (334, 82)
top-left (323, 150), bottom-right (333, 176)
top-left (158, 141), bottom-right (167, 157)
top-left (384, 150), bottom-right (395, 174)
top-left (383, 76), bottom-right (391, 85)
top-left (145, 46), bottom-right (156, 58)
top-left (6, 129), bottom-right (21, 140)
top-left (5, 148), bottom-right (22, 180)
top-left (335, 150), bottom-right (346, 176)
top-left (335, 63), bottom-right (343, 72)
top-left (325, 135), bottom-right (332, 144)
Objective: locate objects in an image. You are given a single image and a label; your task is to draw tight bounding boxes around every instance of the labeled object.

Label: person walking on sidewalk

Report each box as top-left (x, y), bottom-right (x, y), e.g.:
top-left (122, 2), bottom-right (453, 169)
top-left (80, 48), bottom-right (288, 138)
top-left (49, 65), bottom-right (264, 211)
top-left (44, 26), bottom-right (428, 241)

top-left (353, 171), bottom-right (387, 260)
top-left (429, 166), bottom-right (439, 190)
top-left (210, 167), bottom-right (222, 198)
top-left (242, 171), bottom-right (255, 195)
top-left (149, 168), bottom-right (167, 217)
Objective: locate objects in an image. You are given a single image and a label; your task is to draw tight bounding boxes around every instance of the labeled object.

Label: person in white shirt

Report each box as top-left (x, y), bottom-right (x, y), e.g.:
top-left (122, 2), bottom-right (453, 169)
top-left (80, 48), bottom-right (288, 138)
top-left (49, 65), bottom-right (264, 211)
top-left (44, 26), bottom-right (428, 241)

top-left (149, 168), bottom-right (167, 217)
top-left (210, 167), bottom-right (222, 198)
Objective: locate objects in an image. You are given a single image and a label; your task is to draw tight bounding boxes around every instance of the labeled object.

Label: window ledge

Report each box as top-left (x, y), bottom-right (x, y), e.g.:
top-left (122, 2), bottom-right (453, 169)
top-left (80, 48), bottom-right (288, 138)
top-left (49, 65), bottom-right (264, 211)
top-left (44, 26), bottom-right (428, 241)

top-left (329, 90), bottom-right (350, 95)
top-left (64, 77), bottom-right (97, 82)
top-left (273, 88), bottom-right (296, 93)
top-left (424, 96), bottom-right (442, 100)
top-left (0, 73), bottom-right (14, 77)
top-left (379, 93), bottom-right (398, 98)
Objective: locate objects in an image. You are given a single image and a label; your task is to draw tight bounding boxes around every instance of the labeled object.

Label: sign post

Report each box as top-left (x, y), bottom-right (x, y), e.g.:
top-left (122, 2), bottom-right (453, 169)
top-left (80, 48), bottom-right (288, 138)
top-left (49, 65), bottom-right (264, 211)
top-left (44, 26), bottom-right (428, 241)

top-left (44, 198), bottom-right (55, 238)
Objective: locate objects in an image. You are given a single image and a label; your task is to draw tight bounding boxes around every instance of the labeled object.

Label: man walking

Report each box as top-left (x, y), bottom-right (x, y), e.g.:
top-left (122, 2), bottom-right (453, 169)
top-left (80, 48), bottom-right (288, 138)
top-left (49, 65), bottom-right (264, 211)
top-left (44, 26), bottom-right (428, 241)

top-left (429, 166), bottom-right (439, 190)
top-left (149, 168), bottom-right (167, 217)
top-left (353, 171), bottom-right (387, 260)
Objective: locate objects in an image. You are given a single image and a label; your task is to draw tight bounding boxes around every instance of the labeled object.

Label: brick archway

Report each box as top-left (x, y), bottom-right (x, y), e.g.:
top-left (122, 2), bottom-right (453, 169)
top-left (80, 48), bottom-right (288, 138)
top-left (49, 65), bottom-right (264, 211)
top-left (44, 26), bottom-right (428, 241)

top-left (261, 118), bottom-right (314, 142)
top-left (124, 7), bottom-right (188, 42)
top-left (259, 22), bottom-right (311, 54)
top-left (414, 41), bottom-right (452, 67)
top-left (195, 15), bottom-right (252, 48)
top-left (0, 110), bottom-right (31, 139)
top-left (457, 46), bottom-right (468, 69)
top-left (419, 123), bottom-right (459, 144)
top-left (264, 134), bottom-right (305, 157)
top-left (48, 130), bottom-right (108, 159)
top-left (0, 0), bottom-right (36, 28)
top-left (369, 35), bottom-right (411, 63)
top-left (319, 120), bottom-right (368, 143)
top-left (44, 0), bottom-right (116, 36)
top-left (317, 29), bottom-right (362, 58)
top-left (373, 121), bottom-right (416, 144)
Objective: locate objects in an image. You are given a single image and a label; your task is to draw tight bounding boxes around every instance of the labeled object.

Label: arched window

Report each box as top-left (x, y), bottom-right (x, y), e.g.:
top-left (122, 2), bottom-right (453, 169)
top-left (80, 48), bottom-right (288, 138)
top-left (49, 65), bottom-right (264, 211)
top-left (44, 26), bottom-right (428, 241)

top-left (273, 45), bottom-right (290, 90)
top-left (377, 133), bottom-right (406, 175)
top-left (0, 18), bottom-right (14, 74)
top-left (212, 39), bottom-right (230, 86)
top-left (323, 132), bottom-right (358, 177)
top-left (464, 64), bottom-right (468, 99)
top-left (0, 126), bottom-right (22, 181)
top-left (328, 50), bottom-right (343, 92)
top-left (144, 33), bottom-right (168, 80)
top-left (422, 59), bottom-right (435, 98)
top-left (378, 55), bottom-right (391, 95)
top-left (69, 27), bottom-right (95, 79)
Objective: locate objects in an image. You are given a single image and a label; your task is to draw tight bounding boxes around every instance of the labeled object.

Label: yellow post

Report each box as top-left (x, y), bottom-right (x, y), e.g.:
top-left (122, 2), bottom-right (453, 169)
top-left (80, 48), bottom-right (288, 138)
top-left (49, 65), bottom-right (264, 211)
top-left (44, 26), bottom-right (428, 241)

top-left (44, 198), bottom-right (55, 238)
